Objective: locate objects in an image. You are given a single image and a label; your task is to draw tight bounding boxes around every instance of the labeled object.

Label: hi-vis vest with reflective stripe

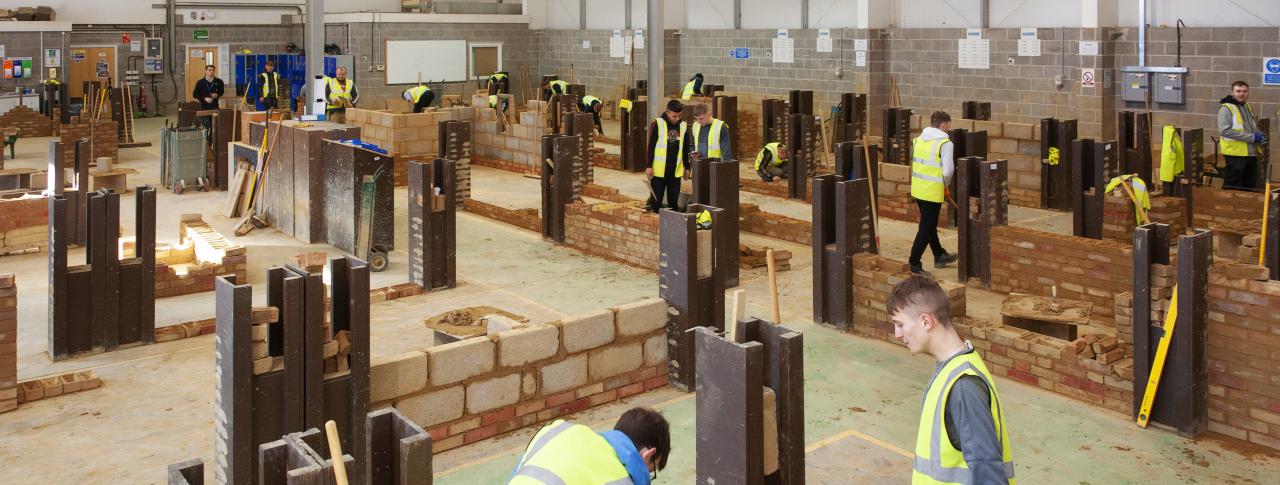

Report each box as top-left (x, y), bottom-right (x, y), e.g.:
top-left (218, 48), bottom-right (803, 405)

top-left (488, 95), bottom-right (500, 108)
top-left (754, 142), bottom-right (783, 171)
top-left (259, 71), bottom-right (281, 98)
top-left (326, 77), bottom-right (354, 110)
top-left (911, 136), bottom-right (950, 203)
top-left (913, 351), bottom-right (1016, 485)
top-left (510, 420), bottom-right (633, 485)
top-left (582, 95), bottom-right (601, 108)
top-left (692, 118), bottom-right (726, 158)
top-left (490, 72), bottom-right (508, 84)
top-left (1220, 102), bottom-right (1254, 157)
top-left (652, 117), bottom-right (688, 178)
top-left (549, 80), bottom-right (569, 94)
top-left (407, 85), bottom-right (431, 104)
top-left (681, 80), bottom-right (698, 100)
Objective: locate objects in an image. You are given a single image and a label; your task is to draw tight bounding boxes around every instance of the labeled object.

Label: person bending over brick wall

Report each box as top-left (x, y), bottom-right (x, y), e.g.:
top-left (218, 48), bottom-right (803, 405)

top-left (509, 407), bottom-right (671, 484)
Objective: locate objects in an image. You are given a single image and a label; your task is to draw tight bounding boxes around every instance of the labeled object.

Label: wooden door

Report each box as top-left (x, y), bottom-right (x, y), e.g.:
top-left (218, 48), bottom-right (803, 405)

top-left (68, 46), bottom-right (116, 98)
top-left (472, 46), bottom-right (498, 80)
top-left (185, 45), bottom-right (221, 104)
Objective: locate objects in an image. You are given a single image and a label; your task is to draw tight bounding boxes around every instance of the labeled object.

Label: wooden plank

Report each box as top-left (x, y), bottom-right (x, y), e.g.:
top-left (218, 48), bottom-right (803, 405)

top-left (225, 167), bottom-right (249, 218)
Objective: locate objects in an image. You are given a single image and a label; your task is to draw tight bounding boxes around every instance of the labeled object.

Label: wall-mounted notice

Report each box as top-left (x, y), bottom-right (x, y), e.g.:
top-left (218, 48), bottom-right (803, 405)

top-left (1018, 28), bottom-right (1040, 56)
top-left (633, 29), bottom-right (644, 49)
top-left (1079, 41), bottom-right (1099, 56)
top-left (817, 29), bottom-right (833, 53)
top-left (772, 37), bottom-right (794, 63)
top-left (966, 28), bottom-right (982, 39)
top-left (1081, 68), bottom-right (1096, 88)
top-left (582, 40), bottom-right (591, 49)
top-left (854, 39), bottom-right (868, 51)
top-left (44, 48), bottom-right (60, 68)
top-left (610, 30), bottom-right (624, 58)
top-left (958, 39), bottom-right (990, 69)
top-left (855, 50), bottom-right (867, 67)
top-left (1262, 57), bottom-right (1280, 86)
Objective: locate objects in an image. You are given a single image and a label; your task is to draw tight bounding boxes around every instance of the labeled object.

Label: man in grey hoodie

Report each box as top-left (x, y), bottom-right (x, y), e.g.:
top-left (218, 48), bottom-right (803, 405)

top-left (1217, 81), bottom-right (1268, 190)
top-left (908, 111), bottom-right (959, 274)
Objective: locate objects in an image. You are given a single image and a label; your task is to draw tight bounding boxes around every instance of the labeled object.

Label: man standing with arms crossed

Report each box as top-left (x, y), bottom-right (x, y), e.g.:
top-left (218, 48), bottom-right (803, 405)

top-left (888, 275), bottom-right (1016, 485)
top-left (909, 111), bottom-right (959, 275)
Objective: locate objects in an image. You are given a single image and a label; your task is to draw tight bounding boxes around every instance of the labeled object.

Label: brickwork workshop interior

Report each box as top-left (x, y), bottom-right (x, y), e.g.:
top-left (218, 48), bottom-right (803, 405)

top-left (0, 1), bottom-right (1279, 484)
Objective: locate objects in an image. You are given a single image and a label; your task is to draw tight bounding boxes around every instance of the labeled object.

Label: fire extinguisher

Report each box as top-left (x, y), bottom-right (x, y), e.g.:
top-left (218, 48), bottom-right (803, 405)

top-left (137, 84), bottom-right (149, 113)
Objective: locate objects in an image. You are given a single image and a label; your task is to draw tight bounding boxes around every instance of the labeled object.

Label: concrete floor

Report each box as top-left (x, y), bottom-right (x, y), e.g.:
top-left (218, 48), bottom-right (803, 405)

top-left (0, 118), bottom-right (1276, 483)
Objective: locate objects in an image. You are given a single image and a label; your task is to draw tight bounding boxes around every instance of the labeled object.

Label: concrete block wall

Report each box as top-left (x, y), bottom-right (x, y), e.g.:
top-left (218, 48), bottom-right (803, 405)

top-left (1206, 272), bottom-right (1280, 451)
top-left (989, 225), bottom-right (1134, 327)
top-left (0, 196), bottom-right (48, 255)
top-left (534, 29), bottom-right (659, 102)
top-left (851, 254), bottom-right (1136, 416)
top-left (344, 106), bottom-right (477, 193)
top-left (370, 298), bottom-right (670, 453)
top-left (0, 274), bottom-right (14, 413)
top-left (472, 102), bottom-right (553, 172)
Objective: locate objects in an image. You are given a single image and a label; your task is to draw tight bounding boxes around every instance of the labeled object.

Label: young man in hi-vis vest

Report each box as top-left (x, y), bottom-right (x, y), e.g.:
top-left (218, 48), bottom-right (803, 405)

top-left (888, 275), bottom-right (1016, 485)
top-left (1217, 80), bottom-right (1268, 190)
top-left (908, 111), bottom-right (959, 274)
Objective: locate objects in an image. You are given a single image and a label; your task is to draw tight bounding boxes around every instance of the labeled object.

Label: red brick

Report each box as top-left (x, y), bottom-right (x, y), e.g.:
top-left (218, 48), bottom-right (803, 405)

top-left (482, 407), bottom-right (516, 426)
top-left (464, 423), bottom-right (499, 444)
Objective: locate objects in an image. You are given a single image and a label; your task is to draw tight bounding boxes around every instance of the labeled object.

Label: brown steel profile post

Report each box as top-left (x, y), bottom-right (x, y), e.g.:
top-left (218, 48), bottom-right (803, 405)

top-left (1164, 230), bottom-right (1212, 436)
top-left (1071, 139), bottom-right (1115, 239)
top-left (214, 275), bottom-right (253, 485)
top-left (956, 158), bottom-right (1008, 288)
top-left (1040, 118), bottom-right (1077, 211)
top-left (409, 159), bottom-right (458, 291)
top-left (1267, 187), bottom-right (1280, 280)
top-left (659, 205), bottom-right (726, 392)
top-left (762, 99), bottom-right (790, 145)
top-left (788, 90), bottom-right (814, 116)
top-left (812, 174), bottom-right (876, 330)
top-left (328, 256), bottom-right (371, 485)
top-left (1131, 222), bottom-right (1170, 422)
top-left (624, 99), bottom-right (649, 173)
top-left (167, 459), bottom-right (204, 485)
top-left (691, 157), bottom-right (740, 287)
top-left (833, 140), bottom-right (880, 202)
top-left (1256, 118), bottom-right (1271, 190)
top-left (72, 138), bottom-right (90, 245)
top-left (786, 114), bottom-right (817, 200)
top-left (712, 95), bottom-right (739, 159)
top-left (365, 407), bottom-right (433, 485)
top-left (135, 186), bottom-right (156, 344)
top-left (47, 195), bottom-right (68, 359)
top-left (882, 107), bottom-right (912, 165)
top-left (437, 120), bottom-right (471, 205)
top-left (567, 112), bottom-right (595, 199)
top-left (540, 135), bottom-right (577, 243)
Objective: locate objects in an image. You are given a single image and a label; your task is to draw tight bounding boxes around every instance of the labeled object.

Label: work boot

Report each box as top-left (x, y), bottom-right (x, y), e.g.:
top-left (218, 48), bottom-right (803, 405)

top-left (934, 252), bottom-right (959, 268)
top-left (909, 264), bottom-right (929, 275)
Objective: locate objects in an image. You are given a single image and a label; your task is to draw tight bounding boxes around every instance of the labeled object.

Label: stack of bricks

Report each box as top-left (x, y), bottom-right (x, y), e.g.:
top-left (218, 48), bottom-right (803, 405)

top-left (1101, 193), bottom-right (1187, 243)
top-left (0, 105), bottom-right (55, 137)
top-left (737, 110), bottom-right (761, 159)
top-left (251, 307), bottom-right (281, 375)
top-left (120, 215), bottom-right (247, 298)
top-left (472, 101), bottom-right (553, 174)
top-left (323, 327), bottom-right (352, 376)
top-left (0, 195), bottom-right (48, 255)
top-left (344, 107), bottom-right (478, 187)
top-left (739, 203), bottom-right (812, 246)
top-left (876, 162), bottom-right (951, 226)
top-left (1191, 186), bottom-right (1264, 229)
top-left (59, 120), bottom-right (118, 162)
top-left (990, 226), bottom-right (1133, 327)
top-left (1206, 268), bottom-right (1280, 450)
top-left (0, 274), bottom-right (13, 413)
top-left (850, 254), bottom-right (1136, 414)
top-left (563, 201), bottom-right (660, 271)
top-left (371, 298), bottom-right (669, 453)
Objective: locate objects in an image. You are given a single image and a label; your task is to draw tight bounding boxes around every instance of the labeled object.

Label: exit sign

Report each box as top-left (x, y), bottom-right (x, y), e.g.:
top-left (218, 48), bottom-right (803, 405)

top-left (193, 29), bottom-right (209, 40)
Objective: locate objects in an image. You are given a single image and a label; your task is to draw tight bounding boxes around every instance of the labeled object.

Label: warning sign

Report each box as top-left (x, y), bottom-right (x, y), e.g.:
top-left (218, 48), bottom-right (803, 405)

top-left (1081, 68), bottom-right (1096, 88)
top-left (1263, 57), bottom-right (1280, 86)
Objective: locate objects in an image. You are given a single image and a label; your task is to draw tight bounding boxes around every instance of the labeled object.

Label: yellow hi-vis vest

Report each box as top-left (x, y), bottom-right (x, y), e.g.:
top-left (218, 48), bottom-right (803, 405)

top-left (1105, 174), bottom-right (1151, 224)
top-left (1159, 125), bottom-right (1184, 183)
top-left (488, 95), bottom-right (499, 109)
top-left (549, 80), bottom-right (569, 94)
top-left (692, 118), bottom-right (726, 158)
top-left (326, 77), bottom-right (354, 110)
top-left (652, 117), bottom-right (688, 178)
top-left (619, 99), bottom-right (633, 112)
top-left (509, 420), bottom-right (632, 485)
top-left (754, 142), bottom-right (783, 171)
top-left (582, 95), bottom-right (601, 109)
top-left (1220, 102), bottom-right (1254, 157)
top-left (259, 71), bottom-right (281, 98)
top-left (681, 80), bottom-right (698, 100)
top-left (911, 136), bottom-right (950, 203)
top-left (407, 85), bottom-right (431, 104)
top-left (913, 351), bottom-right (1016, 485)
top-left (489, 72), bottom-right (508, 85)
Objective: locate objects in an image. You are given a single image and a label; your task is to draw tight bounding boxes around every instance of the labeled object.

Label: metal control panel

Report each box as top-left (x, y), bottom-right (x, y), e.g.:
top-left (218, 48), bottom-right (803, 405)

top-left (1122, 71), bottom-right (1148, 102)
top-left (1153, 72), bottom-right (1186, 104)
top-left (143, 38), bottom-right (164, 74)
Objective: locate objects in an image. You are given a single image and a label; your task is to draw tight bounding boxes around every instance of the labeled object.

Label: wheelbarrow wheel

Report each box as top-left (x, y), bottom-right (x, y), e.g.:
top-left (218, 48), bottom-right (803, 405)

top-left (368, 245), bottom-right (390, 272)
top-left (175, 180), bottom-right (185, 195)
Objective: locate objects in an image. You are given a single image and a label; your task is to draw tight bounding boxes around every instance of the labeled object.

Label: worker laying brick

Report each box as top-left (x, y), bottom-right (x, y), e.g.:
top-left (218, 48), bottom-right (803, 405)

top-left (681, 72), bottom-right (705, 100)
top-left (579, 94), bottom-right (605, 135)
top-left (488, 70), bottom-right (511, 94)
top-left (402, 84), bottom-right (434, 113)
top-left (509, 407), bottom-right (671, 485)
top-left (688, 103), bottom-right (732, 162)
top-left (754, 142), bottom-right (788, 182)
top-left (544, 79), bottom-right (569, 101)
top-left (646, 100), bottom-right (693, 212)
top-left (908, 111), bottom-right (959, 274)
top-left (887, 275), bottom-right (1017, 485)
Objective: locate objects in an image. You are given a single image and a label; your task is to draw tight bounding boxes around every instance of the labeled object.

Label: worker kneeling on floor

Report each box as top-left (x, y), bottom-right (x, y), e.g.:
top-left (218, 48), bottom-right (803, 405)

top-left (888, 275), bottom-right (1017, 485)
top-left (754, 142), bottom-right (789, 182)
top-left (509, 407), bottom-right (672, 484)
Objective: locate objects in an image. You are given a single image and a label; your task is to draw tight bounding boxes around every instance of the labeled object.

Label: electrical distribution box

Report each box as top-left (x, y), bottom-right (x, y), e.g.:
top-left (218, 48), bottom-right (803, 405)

top-left (143, 37), bottom-right (164, 74)
top-left (1122, 72), bottom-right (1148, 102)
top-left (1153, 72), bottom-right (1186, 104)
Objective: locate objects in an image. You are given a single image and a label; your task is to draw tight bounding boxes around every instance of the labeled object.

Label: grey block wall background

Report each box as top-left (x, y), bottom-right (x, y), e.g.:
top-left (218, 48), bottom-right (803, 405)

top-left (0, 20), bottom-right (1272, 151)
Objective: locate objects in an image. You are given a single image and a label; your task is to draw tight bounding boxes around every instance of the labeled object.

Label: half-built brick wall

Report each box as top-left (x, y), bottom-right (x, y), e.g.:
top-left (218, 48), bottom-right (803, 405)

top-left (371, 298), bottom-right (669, 453)
top-left (1206, 271), bottom-right (1280, 451)
top-left (1102, 194), bottom-right (1187, 243)
top-left (0, 195), bottom-right (47, 255)
top-left (1192, 186), bottom-right (1265, 229)
top-left (990, 226), bottom-right (1133, 327)
top-left (0, 105), bottom-right (55, 137)
top-left (564, 201), bottom-right (660, 271)
top-left (59, 120), bottom-right (117, 162)
top-left (344, 107), bottom-right (475, 196)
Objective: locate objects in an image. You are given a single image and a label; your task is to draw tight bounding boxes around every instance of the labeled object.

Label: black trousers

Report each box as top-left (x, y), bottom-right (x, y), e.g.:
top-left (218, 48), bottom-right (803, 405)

top-left (910, 198), bottom-right (946, 268)
top-left (260, 97), bottom-right (278, 110)
top-left (647, 175), bottom-right (681, 211)
top-left (1222, 155), bottom-right (1257, 190)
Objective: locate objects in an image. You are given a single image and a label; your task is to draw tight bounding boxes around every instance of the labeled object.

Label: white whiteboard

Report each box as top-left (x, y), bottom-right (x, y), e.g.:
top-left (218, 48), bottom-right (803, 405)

top-left (385, 40), bottom-right (468, 84)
